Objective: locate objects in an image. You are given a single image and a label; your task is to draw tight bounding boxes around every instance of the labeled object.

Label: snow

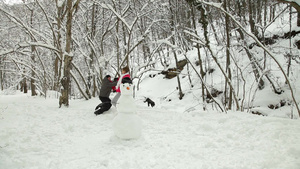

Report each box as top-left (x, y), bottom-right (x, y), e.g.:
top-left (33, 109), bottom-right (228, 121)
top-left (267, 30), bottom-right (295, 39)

top-left (3, 0), bottom-right (22, 5)
top-left (57, 0), bottom-right (64, 8)
top-left (286, 0), bottom-right (300, 6)
top-left (1, 89), bottom-right (300, 169)
top-left (112, 113), bottom-right (142, 140)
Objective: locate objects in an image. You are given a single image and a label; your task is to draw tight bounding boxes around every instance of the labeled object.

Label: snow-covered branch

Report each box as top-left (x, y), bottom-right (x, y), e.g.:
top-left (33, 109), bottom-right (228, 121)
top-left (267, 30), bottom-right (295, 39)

top-left (183, 30), bottom-right (205, 46)
top-left (98, 3), bottom-right (131, 32)
top-left (0, 49), bottom-right (14, 56)
top-left (152, 34), bottom-right (178, 49)
top-left (18, 41), bottom-right (59, 52)
top-left (198, 0), bottom-right (300, 116)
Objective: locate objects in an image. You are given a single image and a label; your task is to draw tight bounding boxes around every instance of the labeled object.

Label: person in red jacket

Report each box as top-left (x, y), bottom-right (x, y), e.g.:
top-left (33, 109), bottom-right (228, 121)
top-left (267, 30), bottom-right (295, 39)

top-left (112, 66), bottom-right (132, 107)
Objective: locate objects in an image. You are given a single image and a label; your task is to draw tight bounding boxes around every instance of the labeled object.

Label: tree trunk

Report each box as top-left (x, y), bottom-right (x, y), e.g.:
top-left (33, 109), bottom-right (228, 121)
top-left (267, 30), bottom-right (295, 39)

top-left (54, 1), bottom-right (63, 92)
top-left (59, 0), bottom-right (73, 107)
top-left (88, 2), bottom-right (96, 98)
top-left (224, 0), bottom-right (233, 109)
top-left (0, 60), bottom-right (3, 91)
top-left (21, 69), bottom-right (28, 94)
top-left (30, 9), bottom-right (37, 96)
top-left (30, 50), bottom-right (37, 96)
top-left (169, 0), bottom-right (184, 100)
top-left (115, 18), bottom-right (120, 75)
top-left (298, 11), bottom-right (300, 26)
top-left (248, 0), bottom-right (258, 37)
top-left (287, 5), bottom-right (292, 78)
top-left (190, 4), bottom-right (206, 109)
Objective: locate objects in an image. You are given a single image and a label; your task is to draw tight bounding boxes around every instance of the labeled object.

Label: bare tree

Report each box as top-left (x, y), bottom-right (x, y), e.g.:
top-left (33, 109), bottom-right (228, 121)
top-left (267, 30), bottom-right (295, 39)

top-left (27, 3), bottom-right (37, 96)
top-left (189, 3), bottom-right (206, 109)
top-left (59, 0), bottom-right (81, 107)
top-left (168, 0), bottom-right (185, 100)
top-left (224, 0), bottom-right (233, 109)
top-left (277, 0), bottom-right (300, 26)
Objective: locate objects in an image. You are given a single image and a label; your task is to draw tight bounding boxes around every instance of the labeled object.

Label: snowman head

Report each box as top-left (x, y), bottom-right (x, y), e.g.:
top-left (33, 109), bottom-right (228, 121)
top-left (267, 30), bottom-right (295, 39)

top-left (120, 83), bottom-right (133, 96)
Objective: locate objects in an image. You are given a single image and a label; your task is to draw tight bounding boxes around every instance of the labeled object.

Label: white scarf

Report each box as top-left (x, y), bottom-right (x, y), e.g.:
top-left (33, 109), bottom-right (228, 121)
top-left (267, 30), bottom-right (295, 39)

top-left (116, 73), bottom-right (129, 90)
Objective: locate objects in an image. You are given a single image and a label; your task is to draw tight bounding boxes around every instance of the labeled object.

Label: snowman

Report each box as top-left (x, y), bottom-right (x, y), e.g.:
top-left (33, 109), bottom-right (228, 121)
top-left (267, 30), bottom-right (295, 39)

top-left (112, 83), bottom-right (142, 139)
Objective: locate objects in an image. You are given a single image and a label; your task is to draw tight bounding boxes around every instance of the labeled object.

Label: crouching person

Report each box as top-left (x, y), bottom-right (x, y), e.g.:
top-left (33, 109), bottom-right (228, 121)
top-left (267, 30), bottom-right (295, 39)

top-left (94, 75), bottom-right (117, 115)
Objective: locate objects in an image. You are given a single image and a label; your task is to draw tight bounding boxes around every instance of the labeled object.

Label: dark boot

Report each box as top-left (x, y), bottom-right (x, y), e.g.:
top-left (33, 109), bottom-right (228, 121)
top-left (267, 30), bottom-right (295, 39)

top-left (101, 102), bottom-right (112, 112)
top-left (95, 103), bottom-right (104, 110)
top-left (94, 108), bottom-right (105, 115)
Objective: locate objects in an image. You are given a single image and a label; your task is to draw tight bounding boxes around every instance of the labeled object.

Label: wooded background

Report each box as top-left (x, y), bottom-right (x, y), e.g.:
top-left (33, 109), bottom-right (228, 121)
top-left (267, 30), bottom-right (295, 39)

top-left (0, 0), bottom-right (299, 114)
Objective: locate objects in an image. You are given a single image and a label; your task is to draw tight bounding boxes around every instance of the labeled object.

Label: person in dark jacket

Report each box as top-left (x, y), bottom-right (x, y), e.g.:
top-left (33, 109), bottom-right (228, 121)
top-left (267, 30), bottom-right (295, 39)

top-left (94, 75), bottom-right (117, 115)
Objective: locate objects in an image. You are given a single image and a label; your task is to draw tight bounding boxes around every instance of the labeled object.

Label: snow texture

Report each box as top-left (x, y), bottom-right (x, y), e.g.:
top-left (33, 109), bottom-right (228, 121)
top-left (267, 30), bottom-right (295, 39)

top-left (112, 113), bottom-right (142, 140)
top-left (0, 89), bottom-right (300, 169)
top-left (57, 0), bottom-right (64, 8)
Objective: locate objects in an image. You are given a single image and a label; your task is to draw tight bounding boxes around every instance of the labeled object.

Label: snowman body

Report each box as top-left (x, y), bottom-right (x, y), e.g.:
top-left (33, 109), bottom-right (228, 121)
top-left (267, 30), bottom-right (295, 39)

top-left (112, 83), bottom-right (142, 139)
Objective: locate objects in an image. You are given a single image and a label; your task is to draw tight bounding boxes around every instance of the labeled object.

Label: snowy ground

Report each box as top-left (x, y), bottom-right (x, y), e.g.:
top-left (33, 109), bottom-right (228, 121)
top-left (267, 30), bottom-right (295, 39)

top-left (1, 91), bottom-right (300, 169)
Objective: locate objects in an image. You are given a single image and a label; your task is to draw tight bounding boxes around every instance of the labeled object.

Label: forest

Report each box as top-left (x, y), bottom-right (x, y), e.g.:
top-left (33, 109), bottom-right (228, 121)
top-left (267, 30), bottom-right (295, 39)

top-left (0, 0), bottom-right (300, 117)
